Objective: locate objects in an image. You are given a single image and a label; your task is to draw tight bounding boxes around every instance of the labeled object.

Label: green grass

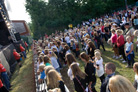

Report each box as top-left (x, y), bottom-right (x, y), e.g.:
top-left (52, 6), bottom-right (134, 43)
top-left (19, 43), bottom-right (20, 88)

top-left (10, 51), bottom-right (35, 92)
top-left (62, 38), bottom-right (138, 92)
top-left (9, 38), bottom-right (138, 92)
top-left (93, 43), bottom-right (135, 92)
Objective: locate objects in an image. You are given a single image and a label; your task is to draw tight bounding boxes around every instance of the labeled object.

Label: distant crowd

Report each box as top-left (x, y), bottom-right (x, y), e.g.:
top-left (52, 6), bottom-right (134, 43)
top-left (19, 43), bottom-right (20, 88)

top-left (2, 4), bottom-right (138, 92)
top-left (31, 5), bottom-right (138, 92)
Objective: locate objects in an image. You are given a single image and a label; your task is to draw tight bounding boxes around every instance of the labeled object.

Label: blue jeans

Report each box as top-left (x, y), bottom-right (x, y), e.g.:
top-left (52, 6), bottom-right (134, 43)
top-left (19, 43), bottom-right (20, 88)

top-left (56, 68), bottom-right (60, 73)
top-left (1, 72), bottom-right (10, 90)
top-left (22, 51), bottom-right (26, 58)
top-left (67, 43), bottom-right (70, 47)
top-left (57, 58), bottom-right (62, 68)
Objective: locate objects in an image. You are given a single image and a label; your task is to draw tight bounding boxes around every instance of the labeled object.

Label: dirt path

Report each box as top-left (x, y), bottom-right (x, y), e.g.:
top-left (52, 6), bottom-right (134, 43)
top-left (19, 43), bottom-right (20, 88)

top-left (61, 66), bottom-right (74, 92)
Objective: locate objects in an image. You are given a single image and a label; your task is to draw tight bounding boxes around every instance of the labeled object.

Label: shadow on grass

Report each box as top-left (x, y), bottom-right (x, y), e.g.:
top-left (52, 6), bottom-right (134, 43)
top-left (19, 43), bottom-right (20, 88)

top-left (10, 51), bottom-right (35, 92)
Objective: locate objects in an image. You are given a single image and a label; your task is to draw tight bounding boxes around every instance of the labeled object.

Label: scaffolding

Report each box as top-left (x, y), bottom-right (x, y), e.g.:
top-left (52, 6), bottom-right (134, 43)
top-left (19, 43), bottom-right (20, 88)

top-left (0, 1), bottom-right (17, 43)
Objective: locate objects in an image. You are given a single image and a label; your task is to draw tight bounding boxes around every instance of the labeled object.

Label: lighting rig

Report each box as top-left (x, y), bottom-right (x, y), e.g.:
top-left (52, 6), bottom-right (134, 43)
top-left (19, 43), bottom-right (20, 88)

top-left (0, 3), bottom-right (17, 42)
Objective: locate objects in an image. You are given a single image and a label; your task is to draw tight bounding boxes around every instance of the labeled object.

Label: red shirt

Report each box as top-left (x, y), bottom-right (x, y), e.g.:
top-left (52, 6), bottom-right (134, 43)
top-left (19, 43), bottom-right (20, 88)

top-left (0, 64), bottom-right (6, 73)
top-left (111, 34), bottom-right (117, 44)
top-left (117, 35), bottom-right (125, 47)
top-left (20, 46), bottom-right (25, 52)
top-left (101, 26), bottom-right (104, 32)
top-left (13, 51), bottom-right (20, 60)
top-left (25, 42), bottom-right (28, 47)
top-left (0, 80), bottom-right (3, 88)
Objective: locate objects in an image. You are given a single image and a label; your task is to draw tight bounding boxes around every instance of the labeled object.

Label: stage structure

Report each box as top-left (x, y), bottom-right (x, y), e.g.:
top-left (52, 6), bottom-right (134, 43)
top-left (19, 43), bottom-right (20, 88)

top-left (0, 0), bottom-right (25, 74)
top-left (0, 0), bottom-right (17, 46)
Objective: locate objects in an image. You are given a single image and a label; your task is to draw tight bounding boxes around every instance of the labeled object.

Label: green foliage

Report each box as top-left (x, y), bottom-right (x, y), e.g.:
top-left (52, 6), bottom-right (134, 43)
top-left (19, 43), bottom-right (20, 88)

top-left (25, 0), bottom-right (135, 39)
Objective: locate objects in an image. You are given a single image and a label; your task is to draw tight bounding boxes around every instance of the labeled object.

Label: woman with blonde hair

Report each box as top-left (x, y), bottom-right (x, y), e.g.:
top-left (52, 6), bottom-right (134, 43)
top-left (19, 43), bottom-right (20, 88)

top-left (116, 29), bottom-right (127, 63)
top-left (44, 65), bottom-right (55, 75)
top-left (94, 51), bottom-right (105, 84)
top-left (46, 70), bottom-right (66, 92)
top-left (134, 30), bottom-right (138, 52)
top-left (109, 75), bottom-right (136, 92)
top-left (70, 63), bottom-right (88, 92)
top-left (48, 51), bottom-right (60, 73)
top-left (133, 62), bottom-right (138, 91)
top-left (111, 29), bottom-right (119, 59)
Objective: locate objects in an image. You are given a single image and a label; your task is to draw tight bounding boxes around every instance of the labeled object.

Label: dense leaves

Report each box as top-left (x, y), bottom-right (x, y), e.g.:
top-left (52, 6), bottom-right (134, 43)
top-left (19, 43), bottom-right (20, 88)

top-left (25, 0), bottom-right (135, 39)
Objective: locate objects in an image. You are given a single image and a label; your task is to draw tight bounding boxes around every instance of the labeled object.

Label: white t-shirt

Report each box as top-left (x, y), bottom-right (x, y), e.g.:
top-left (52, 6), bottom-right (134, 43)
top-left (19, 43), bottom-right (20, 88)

top-left (137, 36), bottom-right (138, 47)
top-left (65, 36), bottom-right (70, 43)
top-left (67, 62), bottom-right (79, 80)
top-left (95, 57), bottom-right (104, 77)
top-left (50, 57), bottom-right (59, 69)
top-left (135, 74), bottom-right (138, 91)
top-left (66, 50), bottom-right (71, 55)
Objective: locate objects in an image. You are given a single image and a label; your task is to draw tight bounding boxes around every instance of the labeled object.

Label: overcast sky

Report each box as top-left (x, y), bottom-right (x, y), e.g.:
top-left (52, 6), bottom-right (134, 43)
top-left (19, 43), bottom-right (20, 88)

top-left (5, 0), bottom-right (48, 23)
top-left (5, 0), bottom-right (31, 23)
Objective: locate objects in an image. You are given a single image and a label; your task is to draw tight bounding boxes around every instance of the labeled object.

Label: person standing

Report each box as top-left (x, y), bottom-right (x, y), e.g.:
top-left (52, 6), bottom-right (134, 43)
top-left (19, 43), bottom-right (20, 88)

top-left (124, 23), bottom-right (135, 42)
top-left (80, 52), bottom-right (97, 92)
top-left (0, 61), bottom-right (10, 90)
top-left (101, 62), bottom-right (116, 92)
top-left (24, 41), bottom-right (29, 52)
top-left (111, 29), bottom-right (119, 59)
top-left (71, 63), bottom-right (88, 92)
top-left (116, 29), bottom-right (127, 63)
top-left (0, 79), bottom-right (9, 92)
top-left (13, 49), bottom-right (22, 67)
top-left (19, 44), bottom-right (26, 58)
top-left (125, 36), bottom-right (135, 68)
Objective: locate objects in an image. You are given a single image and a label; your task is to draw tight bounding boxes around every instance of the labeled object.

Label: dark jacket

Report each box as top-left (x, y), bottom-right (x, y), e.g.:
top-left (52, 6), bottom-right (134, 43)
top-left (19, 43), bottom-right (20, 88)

top-left (87, 47), bottom-right (95, 59)
top-left (47, 81), bottom-right (66, 92)
top-left (73, 75), bottom-right (88, 92)
top-left (101, 73), bottom-right (115, 92)
top-left (85, 62), bottom-right (96, 85)
top-left (59, 81), bottom-right (66, 92)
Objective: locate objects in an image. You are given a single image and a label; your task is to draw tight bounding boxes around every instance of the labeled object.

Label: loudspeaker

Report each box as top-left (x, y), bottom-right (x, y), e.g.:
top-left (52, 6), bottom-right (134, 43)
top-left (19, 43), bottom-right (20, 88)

top-left (14, 32), bottom-right (21, 41)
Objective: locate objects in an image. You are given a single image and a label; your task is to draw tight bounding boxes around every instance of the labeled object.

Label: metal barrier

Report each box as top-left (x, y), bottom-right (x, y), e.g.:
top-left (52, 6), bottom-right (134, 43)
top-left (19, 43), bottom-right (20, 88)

top-left (33, 54), bottom-right (48, 92)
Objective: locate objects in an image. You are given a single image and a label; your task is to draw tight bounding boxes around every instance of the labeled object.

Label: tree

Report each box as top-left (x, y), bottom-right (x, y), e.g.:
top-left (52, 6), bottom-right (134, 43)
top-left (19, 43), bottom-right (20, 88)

top-left (25, 0), bottom-right (136, 39)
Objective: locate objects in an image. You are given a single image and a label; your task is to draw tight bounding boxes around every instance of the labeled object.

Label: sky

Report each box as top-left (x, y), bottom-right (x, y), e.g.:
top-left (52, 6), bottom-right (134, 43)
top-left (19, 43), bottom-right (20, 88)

top-left (5, 0), bottom-right (48, 23)
top-left (5, 0), bottom-right (31, 23)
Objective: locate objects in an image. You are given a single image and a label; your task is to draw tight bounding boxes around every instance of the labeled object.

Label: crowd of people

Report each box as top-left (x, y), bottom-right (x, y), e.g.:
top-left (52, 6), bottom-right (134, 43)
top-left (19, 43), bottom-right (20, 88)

top-left (0, 42), bottom-right (28, 92)
top-left (1, 4), bottom-right (138, 92)
top-left (32, 5), bottom-right (138, 92)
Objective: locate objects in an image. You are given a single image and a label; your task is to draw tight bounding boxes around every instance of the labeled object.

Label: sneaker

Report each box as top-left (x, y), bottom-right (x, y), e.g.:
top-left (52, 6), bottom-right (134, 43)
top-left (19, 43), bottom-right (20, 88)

top-left (115, 56), bottom-right (119, 59)
top-left (119, 55), bottom-right (122, 58)
top-left (126, 65), bottom-right (131, 68)
top-left (120, 58), bottom-right (124, 61)
top-left (122, 60), bottom-right (126, 63)
top-left (112, 55), bottom-right (116, 58)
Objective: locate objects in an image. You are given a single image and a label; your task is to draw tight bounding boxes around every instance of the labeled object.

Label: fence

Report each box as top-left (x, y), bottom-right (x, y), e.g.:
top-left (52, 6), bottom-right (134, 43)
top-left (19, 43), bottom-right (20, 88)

top-left (33, 52), bottom-right (48, 92)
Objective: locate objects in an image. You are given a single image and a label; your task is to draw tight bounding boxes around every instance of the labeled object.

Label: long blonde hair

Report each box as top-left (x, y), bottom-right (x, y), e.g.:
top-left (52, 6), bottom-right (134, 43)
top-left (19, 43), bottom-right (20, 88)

top-left (133, 62), bottom-right (138, 75)
top-left (44, 66), bottom-right (55, 75)
top-left (47, 70), bottom-right (63, 89)
top-left (109, 75), bottom-right (136, 92)
top-left (71, 63), bottom-right (87, 79)
top-left (49, 51), bottom-right (57, 59)
top-left (95, 51), bottom-right (101, 60)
